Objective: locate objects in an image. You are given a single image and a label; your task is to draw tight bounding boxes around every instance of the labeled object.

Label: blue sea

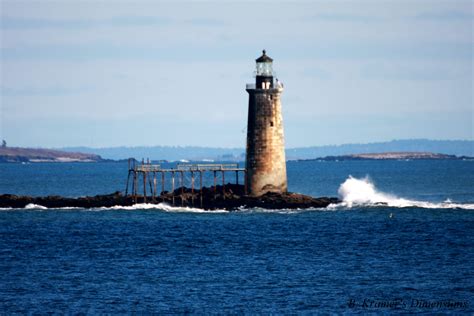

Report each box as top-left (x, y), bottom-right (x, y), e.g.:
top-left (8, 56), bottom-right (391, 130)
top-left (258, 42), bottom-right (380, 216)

top-left (0, 160), bottom-right (473, 313)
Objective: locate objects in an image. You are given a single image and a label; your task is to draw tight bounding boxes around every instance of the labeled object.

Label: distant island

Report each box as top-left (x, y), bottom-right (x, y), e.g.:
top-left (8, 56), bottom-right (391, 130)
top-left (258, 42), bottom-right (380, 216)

top-left (0, 146), bottom-right (105, 163)
top-left (59, 139), bottom-right (474, 161)
top-left (309, 152), bottom-right (472, 161)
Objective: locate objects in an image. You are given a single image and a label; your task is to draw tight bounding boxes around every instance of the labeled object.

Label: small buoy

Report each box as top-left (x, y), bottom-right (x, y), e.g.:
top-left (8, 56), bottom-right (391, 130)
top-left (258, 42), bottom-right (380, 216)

top-left (389, 213), bottom-right (393, 219)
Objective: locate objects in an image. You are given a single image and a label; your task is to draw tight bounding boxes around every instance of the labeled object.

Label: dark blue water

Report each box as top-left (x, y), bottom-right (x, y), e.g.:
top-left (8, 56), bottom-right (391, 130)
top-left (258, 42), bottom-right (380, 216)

top-left (1, 160), bottom-right (473, 313)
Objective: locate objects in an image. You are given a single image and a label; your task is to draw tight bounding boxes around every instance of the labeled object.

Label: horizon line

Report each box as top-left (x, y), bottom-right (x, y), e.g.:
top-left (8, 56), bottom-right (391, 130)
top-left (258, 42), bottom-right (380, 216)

top-left (30, 138), bottom-right (474, 150)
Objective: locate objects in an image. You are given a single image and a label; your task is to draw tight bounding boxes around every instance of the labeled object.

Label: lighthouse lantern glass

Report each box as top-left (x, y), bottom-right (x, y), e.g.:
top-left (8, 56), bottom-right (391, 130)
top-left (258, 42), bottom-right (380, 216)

top-left (256, 61), bottom-right (273, 76)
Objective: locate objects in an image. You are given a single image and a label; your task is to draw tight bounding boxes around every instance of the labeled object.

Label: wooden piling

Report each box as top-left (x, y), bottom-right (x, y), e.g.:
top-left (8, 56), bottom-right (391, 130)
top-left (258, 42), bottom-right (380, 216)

top-left (200, 171), bottom-right (203, 208)
top-left (133, 170), bottom-right (138, 203)
top-left (125, 170), bottom-right (131, 196)
top-left (161, 172), bottom-right (165, 201)
top-left (153, 172), bottom-right (157, 202)
top-left (143, 170), bottom-right (147, 203)
top-left (148, 172), bottom-right (154, 200)
top-left (222, 170), bottom-right (225, 200)
top-left (180, 171), bottom-right (184, 206)
top-left (171, 171), bottom-right (175, 205)
top-left (213, 171), bottom-right (217, 199)
top-left (125, 159), bottom-right (131, 196)
top-left (191, 171), bottom-right (195, 206)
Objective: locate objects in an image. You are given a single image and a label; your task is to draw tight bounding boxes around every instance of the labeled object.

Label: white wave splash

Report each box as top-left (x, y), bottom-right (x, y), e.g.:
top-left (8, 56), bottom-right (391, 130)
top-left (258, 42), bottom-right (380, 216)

top-left (336, 176), bottom-right (474, 209)
top-left (95, 203), bottom-right (228, 213)
top-left (24, 203), bottom-right (48, 210)
top-left (4, 202), bottom-right (228, 213)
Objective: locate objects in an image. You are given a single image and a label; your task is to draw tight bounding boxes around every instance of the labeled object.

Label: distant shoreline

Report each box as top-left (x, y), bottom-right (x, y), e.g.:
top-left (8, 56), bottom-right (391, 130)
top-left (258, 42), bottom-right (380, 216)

top-left (0, 146), bottom-right (107, 163)
top-left (297, 152), bottom-right (474, 162)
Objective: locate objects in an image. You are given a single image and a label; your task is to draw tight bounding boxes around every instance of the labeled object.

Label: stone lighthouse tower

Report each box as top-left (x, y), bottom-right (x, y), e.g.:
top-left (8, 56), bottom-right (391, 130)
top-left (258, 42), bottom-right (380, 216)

top-left (245, 50), bottom-right (287, 196)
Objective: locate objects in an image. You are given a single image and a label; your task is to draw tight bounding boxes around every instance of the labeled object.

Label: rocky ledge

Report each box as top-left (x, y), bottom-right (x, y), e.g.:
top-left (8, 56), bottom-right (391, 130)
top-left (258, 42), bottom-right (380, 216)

top-left (0, 184), bottom-right (339, 210)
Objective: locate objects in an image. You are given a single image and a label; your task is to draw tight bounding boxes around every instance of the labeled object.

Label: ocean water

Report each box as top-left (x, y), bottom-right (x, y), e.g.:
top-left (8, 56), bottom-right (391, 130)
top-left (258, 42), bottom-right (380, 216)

top-left (0, 160), bottom-right (473, 313)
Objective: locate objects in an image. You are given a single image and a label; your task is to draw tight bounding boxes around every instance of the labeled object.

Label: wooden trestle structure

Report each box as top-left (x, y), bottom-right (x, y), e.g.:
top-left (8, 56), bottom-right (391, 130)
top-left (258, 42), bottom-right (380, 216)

top-left (125, 158), bottom-right (247, 207)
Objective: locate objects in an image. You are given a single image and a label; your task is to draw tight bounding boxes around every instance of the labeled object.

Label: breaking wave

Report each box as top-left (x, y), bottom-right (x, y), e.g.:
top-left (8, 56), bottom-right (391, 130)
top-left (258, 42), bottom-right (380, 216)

top-left (95, 203), bottom-right (228, 213)
top-left (336, 176), bottom-right (474, 210)
top-left (1, 203), bottom-right (228, 213)
top-left (25, 203), bottom-right (48, 210)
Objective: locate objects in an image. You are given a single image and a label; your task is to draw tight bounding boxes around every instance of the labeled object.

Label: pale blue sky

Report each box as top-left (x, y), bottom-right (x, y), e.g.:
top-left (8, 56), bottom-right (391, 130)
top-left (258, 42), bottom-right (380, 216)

top-left (1, 0), bottom-right (472, 148)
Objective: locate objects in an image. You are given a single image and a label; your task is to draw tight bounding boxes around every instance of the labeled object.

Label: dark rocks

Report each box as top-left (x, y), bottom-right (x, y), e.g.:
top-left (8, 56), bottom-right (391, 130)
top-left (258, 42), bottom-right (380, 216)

top-left (0, 185), bottom-right (340, 210)
top-left (158, 184), bottom-right (339, 210)
top-left (0, 192), bottom-right (132, 209)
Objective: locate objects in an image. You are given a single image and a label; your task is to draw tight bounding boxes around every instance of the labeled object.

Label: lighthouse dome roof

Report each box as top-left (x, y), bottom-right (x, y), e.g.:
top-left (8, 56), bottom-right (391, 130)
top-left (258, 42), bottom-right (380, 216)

top-left (256, 50), bottom-right (273, 63)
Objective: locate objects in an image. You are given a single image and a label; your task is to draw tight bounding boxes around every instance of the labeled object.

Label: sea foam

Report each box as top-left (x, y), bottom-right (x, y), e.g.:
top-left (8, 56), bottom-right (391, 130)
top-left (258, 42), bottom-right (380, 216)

top-left (336, 176), bottom-right (474, 210)
top-left (8, 203), bottom-right (228, 213)
top-left (95, 203), bottom-right (228, 213)
top-left (24, 203), bottom-right (48, 210)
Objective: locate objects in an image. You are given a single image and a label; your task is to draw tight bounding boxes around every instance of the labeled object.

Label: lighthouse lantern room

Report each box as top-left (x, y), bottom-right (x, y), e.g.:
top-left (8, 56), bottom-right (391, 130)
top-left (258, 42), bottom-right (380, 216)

top-left (255, 50), bottom-right (274, 89)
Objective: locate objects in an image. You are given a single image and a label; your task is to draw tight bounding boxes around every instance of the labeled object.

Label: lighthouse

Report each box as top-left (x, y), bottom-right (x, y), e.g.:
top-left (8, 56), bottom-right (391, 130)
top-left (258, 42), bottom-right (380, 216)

top-left (245, 50), bottom-right (288, 196)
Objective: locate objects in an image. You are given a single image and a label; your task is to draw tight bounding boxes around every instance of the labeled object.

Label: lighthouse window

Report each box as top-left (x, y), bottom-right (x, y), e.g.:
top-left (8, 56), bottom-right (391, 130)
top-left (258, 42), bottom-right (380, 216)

top-left (270, 121), bottom-right (274, 127)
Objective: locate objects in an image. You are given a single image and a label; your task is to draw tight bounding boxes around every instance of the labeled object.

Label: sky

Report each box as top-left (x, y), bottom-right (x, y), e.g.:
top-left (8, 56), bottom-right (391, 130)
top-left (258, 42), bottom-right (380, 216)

top-left (0, 0), bottom-right (472, 148)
